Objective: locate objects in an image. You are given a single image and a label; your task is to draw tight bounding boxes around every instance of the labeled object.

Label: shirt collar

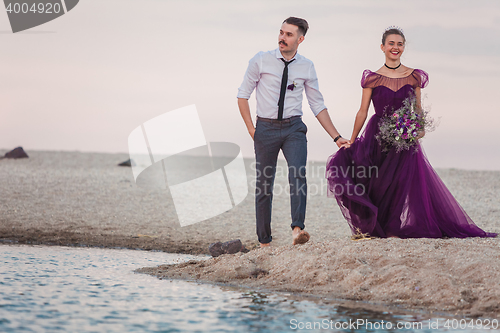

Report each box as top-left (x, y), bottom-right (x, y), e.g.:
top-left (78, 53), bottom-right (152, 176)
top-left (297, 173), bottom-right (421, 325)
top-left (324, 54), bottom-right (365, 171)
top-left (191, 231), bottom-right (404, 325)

top-left (275, 48), bottom-right (299, 62)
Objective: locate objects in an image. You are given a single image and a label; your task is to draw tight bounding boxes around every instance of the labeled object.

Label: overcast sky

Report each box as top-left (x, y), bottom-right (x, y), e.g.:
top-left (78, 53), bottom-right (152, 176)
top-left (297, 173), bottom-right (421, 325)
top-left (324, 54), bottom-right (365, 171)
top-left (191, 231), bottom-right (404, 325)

top-left (1, 0), bottom-right (499, 170)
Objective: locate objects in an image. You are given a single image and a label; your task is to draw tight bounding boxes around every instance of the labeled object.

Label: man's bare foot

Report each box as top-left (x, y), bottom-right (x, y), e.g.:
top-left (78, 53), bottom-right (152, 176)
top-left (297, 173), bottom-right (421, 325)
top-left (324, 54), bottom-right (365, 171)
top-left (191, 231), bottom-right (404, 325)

top-left (292, 227), bottom-right (310, 245)
top-left (260, 242), bottom-right (271, 248)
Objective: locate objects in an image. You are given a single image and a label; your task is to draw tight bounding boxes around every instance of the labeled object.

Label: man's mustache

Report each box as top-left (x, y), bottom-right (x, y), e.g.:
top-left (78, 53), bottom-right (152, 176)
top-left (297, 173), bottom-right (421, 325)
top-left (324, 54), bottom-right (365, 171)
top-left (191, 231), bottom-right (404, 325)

top-left (279, 40), bottom-right (288, 46)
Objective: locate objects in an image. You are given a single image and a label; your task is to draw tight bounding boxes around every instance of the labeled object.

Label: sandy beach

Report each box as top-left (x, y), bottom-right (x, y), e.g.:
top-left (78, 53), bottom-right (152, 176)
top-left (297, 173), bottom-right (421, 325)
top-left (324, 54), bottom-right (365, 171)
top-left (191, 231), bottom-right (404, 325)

top-left (1, 150), bottom-right (499, 318)
top-left (0, 150), bottom-right (367, 252)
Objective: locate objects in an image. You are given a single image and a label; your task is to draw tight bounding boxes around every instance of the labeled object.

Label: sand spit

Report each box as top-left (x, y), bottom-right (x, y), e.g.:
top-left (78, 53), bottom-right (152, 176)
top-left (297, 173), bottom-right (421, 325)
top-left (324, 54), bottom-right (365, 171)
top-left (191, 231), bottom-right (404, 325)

top-left (137, 237), bottom-right (500, 318)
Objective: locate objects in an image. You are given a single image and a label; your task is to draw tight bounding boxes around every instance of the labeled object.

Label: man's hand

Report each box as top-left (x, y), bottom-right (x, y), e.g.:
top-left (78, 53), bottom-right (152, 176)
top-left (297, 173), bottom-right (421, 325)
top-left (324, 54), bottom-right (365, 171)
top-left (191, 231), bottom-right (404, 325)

top-left (249, 127), bottom-right (256, 140)
top-left (238, 98), bottom-right (256, 141)
top-left (336, 137), bottom-right (351, 149)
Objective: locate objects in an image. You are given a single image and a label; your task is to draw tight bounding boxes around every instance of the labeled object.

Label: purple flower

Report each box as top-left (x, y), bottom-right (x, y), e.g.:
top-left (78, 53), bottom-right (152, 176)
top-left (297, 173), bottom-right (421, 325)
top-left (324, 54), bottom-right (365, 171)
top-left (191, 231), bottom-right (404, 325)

top-left (287, 81), bottom-right (297, 91)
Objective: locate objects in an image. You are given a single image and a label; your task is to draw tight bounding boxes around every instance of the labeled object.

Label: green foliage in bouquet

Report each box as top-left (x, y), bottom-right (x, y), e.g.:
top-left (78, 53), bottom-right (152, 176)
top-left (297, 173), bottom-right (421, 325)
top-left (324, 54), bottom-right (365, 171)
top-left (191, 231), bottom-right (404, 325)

top-left (375, 96), bottom-right (436, 153)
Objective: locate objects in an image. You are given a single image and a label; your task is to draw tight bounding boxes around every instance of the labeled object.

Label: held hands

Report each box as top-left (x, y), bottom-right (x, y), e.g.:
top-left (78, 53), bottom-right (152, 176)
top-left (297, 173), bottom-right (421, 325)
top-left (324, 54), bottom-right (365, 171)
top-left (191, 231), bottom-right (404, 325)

top-left (336, 137), bottom-right (351, 149)
top-left (416, 130), bottom-right (425, 140)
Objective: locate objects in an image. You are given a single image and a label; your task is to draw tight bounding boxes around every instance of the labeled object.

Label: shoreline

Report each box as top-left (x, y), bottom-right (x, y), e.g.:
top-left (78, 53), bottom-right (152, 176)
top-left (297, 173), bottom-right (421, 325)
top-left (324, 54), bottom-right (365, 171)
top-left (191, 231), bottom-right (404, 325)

top-left (2, 237), bottom-right (498, 320)
top-left (136, 238), bottom-right (500, 319)
top-left (140, 268), bottom-right (475, 321)
top-left (0, 226), bottom-right (214, 254)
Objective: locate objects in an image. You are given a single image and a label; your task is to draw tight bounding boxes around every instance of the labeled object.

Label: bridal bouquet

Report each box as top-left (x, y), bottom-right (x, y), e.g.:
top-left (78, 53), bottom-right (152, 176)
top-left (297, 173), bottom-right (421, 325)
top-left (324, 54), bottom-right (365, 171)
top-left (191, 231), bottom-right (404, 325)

top-left (375, 96), bottom-right (435, 153)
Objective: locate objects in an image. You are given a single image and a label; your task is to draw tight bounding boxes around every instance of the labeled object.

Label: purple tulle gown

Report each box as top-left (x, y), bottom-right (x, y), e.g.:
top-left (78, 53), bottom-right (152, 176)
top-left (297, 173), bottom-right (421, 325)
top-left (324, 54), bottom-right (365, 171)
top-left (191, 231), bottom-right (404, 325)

top-left (326, 69), bottom-right (497, 238)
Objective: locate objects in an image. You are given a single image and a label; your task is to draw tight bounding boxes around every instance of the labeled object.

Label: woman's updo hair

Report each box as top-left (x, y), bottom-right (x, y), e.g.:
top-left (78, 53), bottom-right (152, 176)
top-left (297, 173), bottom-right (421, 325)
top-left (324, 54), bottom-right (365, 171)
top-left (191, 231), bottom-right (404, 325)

top-left (382, 27), bottom-right (405, 45)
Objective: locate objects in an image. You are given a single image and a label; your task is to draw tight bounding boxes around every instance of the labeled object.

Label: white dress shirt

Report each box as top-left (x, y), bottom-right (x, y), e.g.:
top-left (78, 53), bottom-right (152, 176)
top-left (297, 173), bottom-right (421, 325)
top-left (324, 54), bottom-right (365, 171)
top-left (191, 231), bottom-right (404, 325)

top-left (237, 48), bottom-right (327, 119)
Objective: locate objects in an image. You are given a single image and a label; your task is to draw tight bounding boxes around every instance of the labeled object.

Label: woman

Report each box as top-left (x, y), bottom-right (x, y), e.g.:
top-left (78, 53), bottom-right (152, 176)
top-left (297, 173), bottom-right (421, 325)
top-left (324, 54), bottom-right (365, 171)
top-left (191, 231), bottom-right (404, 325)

top-left (326, 27), bottom-right (497, 239)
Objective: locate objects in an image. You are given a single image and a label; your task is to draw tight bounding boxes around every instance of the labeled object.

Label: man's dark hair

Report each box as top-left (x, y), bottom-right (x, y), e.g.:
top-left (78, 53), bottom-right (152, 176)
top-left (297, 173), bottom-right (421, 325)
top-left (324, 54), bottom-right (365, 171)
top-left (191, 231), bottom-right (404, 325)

top-left (283, 17), bottom-right (309, 36)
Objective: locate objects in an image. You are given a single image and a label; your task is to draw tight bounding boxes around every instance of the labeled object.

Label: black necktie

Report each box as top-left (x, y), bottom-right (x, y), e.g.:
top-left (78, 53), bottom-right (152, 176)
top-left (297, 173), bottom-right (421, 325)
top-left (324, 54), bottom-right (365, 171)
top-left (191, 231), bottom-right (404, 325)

top-left (277, 58), bottom-right (295, 120)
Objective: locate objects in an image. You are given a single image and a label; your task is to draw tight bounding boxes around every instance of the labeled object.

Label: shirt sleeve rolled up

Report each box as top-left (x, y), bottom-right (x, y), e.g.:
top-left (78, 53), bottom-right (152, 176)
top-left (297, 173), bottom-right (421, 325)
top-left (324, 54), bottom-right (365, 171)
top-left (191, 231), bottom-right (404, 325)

top-left (304, 62), bottom-right (327, 116)
top-left (237, 52), bottom-right (261, 99)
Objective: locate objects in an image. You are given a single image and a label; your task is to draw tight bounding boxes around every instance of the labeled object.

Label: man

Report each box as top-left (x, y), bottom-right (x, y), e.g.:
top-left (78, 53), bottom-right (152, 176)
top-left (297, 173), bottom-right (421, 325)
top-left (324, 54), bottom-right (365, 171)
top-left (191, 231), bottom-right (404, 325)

top-left (237, 17), bottom-right (348, 248)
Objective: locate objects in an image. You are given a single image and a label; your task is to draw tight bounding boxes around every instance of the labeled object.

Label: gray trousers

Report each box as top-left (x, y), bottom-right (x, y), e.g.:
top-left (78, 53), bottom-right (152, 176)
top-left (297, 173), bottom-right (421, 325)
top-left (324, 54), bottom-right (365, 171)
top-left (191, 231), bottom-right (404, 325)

top-left (253, 116), bottom-right (308, 244)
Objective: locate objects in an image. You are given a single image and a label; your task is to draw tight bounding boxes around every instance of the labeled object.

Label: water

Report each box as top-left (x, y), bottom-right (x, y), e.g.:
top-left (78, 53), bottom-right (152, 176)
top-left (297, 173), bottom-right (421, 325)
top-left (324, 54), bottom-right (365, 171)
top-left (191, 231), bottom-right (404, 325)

top-left (0, 245), bottom-right (498, 332)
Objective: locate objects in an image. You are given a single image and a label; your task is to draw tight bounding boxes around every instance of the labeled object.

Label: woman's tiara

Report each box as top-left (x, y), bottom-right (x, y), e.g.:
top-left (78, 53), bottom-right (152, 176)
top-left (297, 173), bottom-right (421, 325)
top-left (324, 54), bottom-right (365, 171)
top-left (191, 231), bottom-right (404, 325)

top-left (384, 25), bottom-right (404, 34)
